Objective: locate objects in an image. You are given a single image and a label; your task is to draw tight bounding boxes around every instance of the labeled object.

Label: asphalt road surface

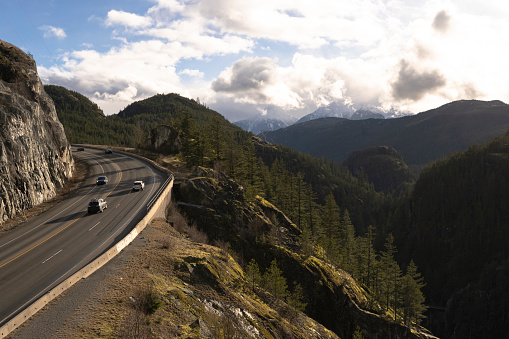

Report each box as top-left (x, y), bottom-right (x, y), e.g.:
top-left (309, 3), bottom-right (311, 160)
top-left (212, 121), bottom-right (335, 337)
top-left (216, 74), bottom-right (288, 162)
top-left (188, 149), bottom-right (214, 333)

top-left (0, 147), bottom-right (168, 327)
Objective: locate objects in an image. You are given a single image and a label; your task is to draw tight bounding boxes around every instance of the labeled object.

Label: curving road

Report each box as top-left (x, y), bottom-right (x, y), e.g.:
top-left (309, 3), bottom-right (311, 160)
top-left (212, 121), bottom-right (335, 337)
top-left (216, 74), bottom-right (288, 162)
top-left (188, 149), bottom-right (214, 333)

top-left (0, 147), bottom-right (168, 327)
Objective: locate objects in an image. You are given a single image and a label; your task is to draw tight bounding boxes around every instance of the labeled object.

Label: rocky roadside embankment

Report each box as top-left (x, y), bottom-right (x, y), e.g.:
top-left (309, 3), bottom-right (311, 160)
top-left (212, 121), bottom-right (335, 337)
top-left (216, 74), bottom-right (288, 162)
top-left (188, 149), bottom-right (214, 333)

top-left (0, 40), bottom-right (74, 224)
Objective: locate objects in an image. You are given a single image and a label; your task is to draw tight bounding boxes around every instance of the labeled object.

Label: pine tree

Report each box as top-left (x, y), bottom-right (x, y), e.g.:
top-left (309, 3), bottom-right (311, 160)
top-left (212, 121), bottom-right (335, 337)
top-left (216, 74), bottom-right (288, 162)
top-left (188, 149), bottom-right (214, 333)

top-left (318, 193), bottom-right (341, 263)
top-left (380, 234), bottom-right (402, 319)
top-left (209, 115), bottom-right (224, 162)
top-left (400, 260), bottom-right (427, 325)
top-left (340, 209), bottom-right (356, 274)
top-left (263, 259), bottom-right (289, 300)
top-left (288, 282), bottom-right (307, 312)
top-left (245, 259), bottom-right (262, 293)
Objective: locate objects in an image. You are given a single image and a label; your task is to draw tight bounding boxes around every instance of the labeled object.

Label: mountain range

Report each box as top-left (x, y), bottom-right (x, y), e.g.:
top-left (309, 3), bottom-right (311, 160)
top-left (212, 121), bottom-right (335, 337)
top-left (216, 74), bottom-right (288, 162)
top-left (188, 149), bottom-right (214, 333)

top-left (43, 81), bottom-right (509, 338)
top-left (261, 99), bottom-right (509, 171)
top-left (235, 101), bottom-right (408, 135)
top-left (234, 107), bottom-right (297, 134)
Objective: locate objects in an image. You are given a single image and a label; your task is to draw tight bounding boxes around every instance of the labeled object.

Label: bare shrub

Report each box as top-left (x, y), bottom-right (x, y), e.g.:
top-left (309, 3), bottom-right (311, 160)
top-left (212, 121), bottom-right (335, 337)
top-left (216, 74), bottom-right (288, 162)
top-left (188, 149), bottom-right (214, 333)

top-left (167, 200), bottom-right (208, 244)
top-left (187, 221), bottom-right (209, 244)
top-left (117, 305), bottom-right (151, 339)
top-left (160, 237), bottom-right (173, 249)
top-left (213, 239), bottom-right (230, 255)
top-left (117, 284), bottom-right (162, 338)
top-left (210, 308), bottom-right (244, 338)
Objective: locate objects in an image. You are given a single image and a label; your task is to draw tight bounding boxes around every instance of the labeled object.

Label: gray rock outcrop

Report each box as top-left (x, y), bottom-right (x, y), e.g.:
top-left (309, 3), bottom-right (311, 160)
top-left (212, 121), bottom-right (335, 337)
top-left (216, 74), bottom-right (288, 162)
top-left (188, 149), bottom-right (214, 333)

top-left (0, 40), bottom-right (74, 223)
top-left (149, 124), bottom-right (182, 154)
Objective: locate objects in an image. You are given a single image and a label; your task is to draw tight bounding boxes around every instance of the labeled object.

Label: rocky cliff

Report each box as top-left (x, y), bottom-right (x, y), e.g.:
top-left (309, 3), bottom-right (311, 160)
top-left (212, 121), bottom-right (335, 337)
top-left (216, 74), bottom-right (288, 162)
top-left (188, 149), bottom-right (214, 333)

top-left (0, 40), bottom-right (74, 224)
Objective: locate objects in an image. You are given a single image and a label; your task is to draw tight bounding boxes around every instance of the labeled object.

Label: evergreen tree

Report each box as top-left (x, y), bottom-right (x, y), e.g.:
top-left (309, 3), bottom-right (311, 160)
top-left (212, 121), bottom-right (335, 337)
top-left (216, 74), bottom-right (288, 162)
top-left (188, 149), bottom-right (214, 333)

top-left (288, 282), bottom-right (307, 312)
top-left (209, 115), bottom-right (224, 162)
top-left (400, 260), bottom-right (427, 325)
top-left (263, 259), bottom-right (289, 300)
top-left (318, 193), bottom-right (341, 262)
top-left (340, 209), bottom-right (356, 274)
top-left (245, 259), bottom-right (262, 293)
top-left (379, 234), bottom-right (402, 320)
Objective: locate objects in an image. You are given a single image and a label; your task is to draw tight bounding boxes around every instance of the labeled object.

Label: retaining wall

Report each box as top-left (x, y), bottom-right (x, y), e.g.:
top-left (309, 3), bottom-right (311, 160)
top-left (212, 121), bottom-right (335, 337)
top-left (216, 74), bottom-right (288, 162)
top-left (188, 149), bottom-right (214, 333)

top-left (0, 151), bottom-right (173, 338)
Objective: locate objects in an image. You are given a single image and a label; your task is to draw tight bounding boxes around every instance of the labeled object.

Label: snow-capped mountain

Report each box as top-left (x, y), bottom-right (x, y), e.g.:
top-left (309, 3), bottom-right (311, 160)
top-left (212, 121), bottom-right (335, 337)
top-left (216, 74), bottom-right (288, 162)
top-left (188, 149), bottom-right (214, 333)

top-left (296, 101), bottom-right (355, 124)
top-left (234, 107), bottom-right (297, 135)
top-left (350, 109), bottom-right (385, 120)
top-left (296, 101), bottom-right (411, 124)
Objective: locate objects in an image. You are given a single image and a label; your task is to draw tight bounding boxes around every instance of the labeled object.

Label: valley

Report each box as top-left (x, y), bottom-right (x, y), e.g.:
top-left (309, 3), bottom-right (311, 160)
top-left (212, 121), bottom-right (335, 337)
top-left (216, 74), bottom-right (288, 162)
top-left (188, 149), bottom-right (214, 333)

top-left (2, 38), bottom-right (509, 338)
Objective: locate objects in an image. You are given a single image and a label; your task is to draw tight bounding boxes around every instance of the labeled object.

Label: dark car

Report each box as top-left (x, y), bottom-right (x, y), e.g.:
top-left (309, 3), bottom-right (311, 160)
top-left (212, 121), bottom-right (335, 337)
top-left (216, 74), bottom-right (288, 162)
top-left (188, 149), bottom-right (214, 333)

top-left (88, 198), bottom-right (107, 213)
top-left (96, 176), bottom-right (108, 185)
top-left (77, 147), bottom-right (84, 151)
top-left (105, 149), bottom-right (113, 154)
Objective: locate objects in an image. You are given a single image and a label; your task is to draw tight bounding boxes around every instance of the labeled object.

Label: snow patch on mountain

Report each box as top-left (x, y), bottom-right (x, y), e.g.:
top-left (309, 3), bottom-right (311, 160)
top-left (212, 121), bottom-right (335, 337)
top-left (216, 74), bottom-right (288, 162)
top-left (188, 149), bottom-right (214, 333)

top-left (234, 107), bottom-right (297, 134)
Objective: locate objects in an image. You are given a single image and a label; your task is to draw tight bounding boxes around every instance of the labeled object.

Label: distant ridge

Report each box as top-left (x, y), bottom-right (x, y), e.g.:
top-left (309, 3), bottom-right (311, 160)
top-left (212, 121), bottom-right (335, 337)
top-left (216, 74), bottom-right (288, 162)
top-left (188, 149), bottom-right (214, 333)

top-left (262, 99), bottom-right (509, 170)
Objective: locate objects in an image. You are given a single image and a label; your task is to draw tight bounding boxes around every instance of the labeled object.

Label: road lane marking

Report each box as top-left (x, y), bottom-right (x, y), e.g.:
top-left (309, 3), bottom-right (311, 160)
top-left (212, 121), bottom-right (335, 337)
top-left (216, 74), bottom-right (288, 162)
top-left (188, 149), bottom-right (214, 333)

top-left (0, 153), bottom-right (125, 269)
top-left (89, 222), bottom-right (100, 231)
top-left (0, 185), bottom-right (97, 250)
top-left (42, 250), bottom-right (62, 264)
top-left (0, 152), bottom-right (110, 251)
top-left (0, 212), bottom-right (88, 269)
top-left (104, 161), bottom-right (122, 199)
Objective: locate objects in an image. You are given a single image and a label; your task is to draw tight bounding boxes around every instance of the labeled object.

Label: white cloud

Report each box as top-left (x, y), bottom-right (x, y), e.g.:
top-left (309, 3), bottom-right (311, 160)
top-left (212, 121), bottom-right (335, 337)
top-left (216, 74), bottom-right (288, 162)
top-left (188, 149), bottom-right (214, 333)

top-left (178, 69), bottom-right (204, 78)
top-left (37, 0), bottom-right (509, 120)
top-left (39, 25), bottom-right (67, 40)
top-left (105, 10), bottom-right (153, 28)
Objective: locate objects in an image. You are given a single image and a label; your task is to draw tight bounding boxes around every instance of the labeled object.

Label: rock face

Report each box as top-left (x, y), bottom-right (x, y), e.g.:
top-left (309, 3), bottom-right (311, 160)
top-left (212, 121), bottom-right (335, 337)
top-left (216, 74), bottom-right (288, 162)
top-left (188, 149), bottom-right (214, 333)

top-left (149, 124), bottom-right (182, 154)
top-left (0, 40), bottom-right (74, 223)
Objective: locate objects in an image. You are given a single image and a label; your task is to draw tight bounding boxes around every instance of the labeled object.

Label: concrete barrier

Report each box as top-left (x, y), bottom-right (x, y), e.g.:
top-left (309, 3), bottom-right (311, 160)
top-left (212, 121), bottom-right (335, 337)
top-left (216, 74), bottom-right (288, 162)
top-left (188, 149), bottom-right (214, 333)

top-left (0, 153), bottom-right (174, 338)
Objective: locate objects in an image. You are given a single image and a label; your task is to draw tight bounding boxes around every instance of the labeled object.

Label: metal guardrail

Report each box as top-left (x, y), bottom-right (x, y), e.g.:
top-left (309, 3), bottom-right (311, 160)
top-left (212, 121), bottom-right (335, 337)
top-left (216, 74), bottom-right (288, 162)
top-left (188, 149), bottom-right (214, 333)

top-left (147, 174), bottom-right (173, 212)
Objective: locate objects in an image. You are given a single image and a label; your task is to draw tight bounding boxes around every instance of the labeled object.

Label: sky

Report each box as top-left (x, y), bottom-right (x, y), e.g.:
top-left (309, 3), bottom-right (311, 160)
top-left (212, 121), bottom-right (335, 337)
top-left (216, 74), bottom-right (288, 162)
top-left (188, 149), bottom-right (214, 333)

top-left (2, 0), bottom-right (509, 122)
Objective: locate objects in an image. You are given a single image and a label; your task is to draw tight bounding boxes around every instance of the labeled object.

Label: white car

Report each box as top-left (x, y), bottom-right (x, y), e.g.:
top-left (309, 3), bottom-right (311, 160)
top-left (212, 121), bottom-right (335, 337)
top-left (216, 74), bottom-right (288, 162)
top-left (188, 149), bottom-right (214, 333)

top-left (132, 180), bottom-right (145, 191)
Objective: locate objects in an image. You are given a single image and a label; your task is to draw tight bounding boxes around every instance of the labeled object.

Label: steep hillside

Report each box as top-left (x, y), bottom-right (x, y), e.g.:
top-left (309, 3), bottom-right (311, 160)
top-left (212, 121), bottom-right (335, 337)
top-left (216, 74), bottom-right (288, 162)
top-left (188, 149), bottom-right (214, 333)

top-left (172, 167), bottom-right (434, 338)
top-left (262, 100), bottom-right (509, 170)
top-left (49, 86), bottom-right (393, 235)
top-left (117, 93), bottom-right (232, 130)
top-left (343, 146), bottom-right (414, 194)
top-left (0, 40), bottom-right (73, 224)
top-left (251, 136), bottom-right (391, 235)
top-left (398, 131), bottom-right (509, 338)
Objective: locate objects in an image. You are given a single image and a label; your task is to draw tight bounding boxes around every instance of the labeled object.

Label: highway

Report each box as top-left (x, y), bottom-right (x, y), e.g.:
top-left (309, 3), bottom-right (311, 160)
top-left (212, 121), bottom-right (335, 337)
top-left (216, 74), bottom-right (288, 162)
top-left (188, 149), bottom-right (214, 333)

top-left (0, 147), bottom-right (168, 327)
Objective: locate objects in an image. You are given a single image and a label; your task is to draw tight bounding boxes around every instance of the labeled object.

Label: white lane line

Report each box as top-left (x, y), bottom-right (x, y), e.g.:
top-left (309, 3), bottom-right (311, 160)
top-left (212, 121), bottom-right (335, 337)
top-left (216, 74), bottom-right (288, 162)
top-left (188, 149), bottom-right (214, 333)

top-left (42, 250), bottom-right (62, 264)
top-left (0, 153), bottom-right (107, 250)
top-left (116, 204), bottom-right (120, 209)
top-left (89, 222), bottom-right (101, 232)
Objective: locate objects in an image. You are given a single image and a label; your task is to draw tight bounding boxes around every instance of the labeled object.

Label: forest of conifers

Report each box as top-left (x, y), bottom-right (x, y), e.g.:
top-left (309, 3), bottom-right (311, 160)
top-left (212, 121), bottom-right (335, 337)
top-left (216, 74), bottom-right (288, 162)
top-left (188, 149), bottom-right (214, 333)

top-left (47, 84), bottom-right (509, 337)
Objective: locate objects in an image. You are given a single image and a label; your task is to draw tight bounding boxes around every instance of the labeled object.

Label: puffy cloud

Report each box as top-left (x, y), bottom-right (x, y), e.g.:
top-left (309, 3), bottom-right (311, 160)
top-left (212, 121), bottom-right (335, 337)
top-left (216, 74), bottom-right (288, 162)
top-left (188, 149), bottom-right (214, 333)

top-left (210, 53), bottom-right (391, 118)
top-left (212, 57), bottom-right (275, 93)
top-left (195, 0), bottom-right (386, 49)
top-left (39, 25), bottom-right (67, 40)
top-left (105, 10), bottom-right (153, 28)
top-left (36, 0), bottom-right (509, 119)
top-left (391, 60), bottom-right (446, 101)
top-left (178, 69), bottom-right (204, 78)
top-left (432, 10), bottom-right (451, 33)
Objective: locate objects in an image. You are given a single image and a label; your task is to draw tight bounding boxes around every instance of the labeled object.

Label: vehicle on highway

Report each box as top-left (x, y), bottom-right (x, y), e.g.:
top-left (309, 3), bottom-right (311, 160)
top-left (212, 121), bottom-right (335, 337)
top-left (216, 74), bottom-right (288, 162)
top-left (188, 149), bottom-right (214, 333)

top-left (77, 147), bottom-right (85, 151)
top-left (96, 176), bottom-right (108, 185)
top-left (105, 149), bottom-right (113, 154)
top-left (132, 180), bottom-right (145, 191)
top-left (88, 198), bottom-right (107, 213)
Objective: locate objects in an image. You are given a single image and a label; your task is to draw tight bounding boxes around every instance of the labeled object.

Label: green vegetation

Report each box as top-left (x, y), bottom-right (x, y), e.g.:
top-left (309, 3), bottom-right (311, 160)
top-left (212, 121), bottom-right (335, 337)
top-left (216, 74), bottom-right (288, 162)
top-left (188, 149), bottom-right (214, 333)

top-left (395, 130), bottom-right (509, 337)
top-left (49, 86), bottom-right (428, 330)
top-left (262, 99), bottom-right (509, 170)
